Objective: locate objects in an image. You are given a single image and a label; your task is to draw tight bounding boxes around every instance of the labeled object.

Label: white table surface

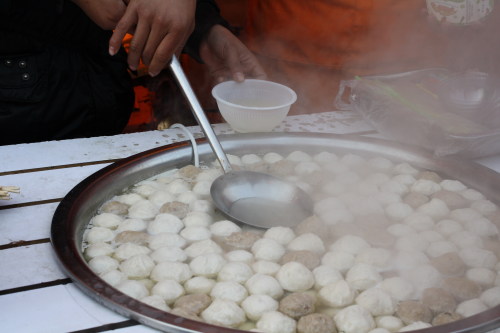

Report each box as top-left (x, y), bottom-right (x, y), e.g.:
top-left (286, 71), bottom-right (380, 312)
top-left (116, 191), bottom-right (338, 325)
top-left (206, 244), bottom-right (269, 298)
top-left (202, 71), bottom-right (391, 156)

top-left (1, 111), bottom-right (499, 333)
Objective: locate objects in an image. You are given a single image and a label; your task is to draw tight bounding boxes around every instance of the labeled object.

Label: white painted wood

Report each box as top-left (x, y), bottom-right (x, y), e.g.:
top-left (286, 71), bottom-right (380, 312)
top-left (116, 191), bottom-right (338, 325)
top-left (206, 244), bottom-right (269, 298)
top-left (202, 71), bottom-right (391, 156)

top-left (0, 203), bottom-right (57, 245)
top-left (0, 243), bottom-right (66, 290)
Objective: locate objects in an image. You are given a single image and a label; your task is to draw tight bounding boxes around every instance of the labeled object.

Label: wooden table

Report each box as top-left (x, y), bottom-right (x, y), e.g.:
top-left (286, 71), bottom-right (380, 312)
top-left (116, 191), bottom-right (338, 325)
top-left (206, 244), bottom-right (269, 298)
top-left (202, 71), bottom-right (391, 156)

top-left (1, 111), bottom-right (499, 333)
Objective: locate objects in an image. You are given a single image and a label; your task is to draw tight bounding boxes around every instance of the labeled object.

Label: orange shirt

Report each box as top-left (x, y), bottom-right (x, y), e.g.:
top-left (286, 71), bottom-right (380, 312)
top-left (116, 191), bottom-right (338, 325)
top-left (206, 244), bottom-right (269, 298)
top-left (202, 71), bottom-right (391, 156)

top-left (245, 0), bottom-right (447, 75)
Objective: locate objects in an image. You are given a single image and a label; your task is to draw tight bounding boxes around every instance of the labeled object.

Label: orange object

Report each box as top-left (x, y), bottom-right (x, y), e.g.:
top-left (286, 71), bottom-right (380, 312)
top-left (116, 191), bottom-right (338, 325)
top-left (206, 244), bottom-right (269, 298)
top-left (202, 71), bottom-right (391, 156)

top-left (243, 0), bottom-right (449, 113)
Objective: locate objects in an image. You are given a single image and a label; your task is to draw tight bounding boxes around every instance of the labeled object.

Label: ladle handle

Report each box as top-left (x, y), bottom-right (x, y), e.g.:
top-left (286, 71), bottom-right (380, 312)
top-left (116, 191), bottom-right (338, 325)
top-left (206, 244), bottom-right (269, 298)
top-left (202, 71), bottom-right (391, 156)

top-left (169, 55), bottom-right (232, 173)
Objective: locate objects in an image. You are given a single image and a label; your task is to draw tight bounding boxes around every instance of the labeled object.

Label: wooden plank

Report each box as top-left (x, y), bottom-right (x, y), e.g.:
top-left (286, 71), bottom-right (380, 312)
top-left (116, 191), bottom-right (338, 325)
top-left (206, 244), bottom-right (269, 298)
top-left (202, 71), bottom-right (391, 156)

top-left (0, 203), bottom-right (57, 245)
top-left (0, 243), bottom-right (66, 290)
top-left (0, 284), bottom-right (126, 332)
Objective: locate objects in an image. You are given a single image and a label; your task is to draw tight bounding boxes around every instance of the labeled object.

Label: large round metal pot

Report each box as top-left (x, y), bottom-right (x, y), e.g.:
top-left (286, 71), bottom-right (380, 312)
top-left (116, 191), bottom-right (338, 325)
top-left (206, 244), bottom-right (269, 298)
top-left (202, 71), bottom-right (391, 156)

top-left (51, 132), bottom-right (500, 333)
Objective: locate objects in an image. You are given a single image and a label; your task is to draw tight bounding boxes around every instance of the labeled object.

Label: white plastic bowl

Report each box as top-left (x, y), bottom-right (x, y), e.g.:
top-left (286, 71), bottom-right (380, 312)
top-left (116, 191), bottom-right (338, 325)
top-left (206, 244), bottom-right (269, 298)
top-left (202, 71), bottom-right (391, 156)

top-left (212, 79), bottom-right (297, 133)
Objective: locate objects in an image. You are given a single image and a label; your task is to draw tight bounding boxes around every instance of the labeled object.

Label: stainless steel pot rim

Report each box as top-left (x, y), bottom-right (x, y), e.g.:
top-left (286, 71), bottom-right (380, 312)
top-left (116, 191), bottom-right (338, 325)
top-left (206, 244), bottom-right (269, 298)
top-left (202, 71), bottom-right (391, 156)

top-left (51, 132), bottom-right (500, 333)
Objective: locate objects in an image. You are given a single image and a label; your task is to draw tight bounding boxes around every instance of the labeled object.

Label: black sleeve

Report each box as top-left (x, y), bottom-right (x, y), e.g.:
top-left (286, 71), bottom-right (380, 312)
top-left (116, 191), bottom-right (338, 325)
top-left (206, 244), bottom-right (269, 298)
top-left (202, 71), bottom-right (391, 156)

top-left (183, 0), bottom-right (230, 63)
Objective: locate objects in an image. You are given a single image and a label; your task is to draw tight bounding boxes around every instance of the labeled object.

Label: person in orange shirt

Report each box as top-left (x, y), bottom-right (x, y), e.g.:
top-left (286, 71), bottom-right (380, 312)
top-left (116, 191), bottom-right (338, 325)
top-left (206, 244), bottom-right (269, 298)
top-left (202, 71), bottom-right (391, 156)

top-left (243, 0), bottom-right (498, 114)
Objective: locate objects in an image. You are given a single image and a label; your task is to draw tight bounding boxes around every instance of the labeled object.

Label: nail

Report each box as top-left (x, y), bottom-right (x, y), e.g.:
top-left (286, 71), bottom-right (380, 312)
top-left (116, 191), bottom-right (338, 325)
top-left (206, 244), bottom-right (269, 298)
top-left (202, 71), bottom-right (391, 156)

top-left (234, 72), bottom-right (244, 82)
top-left (109, 46), bottom-right (116, 56)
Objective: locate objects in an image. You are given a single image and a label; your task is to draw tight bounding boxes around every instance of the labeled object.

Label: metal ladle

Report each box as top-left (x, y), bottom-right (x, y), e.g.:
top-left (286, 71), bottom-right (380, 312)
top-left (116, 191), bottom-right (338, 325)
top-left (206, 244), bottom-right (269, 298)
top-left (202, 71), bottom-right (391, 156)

top-left (169, 55), bottom-right (313, 228)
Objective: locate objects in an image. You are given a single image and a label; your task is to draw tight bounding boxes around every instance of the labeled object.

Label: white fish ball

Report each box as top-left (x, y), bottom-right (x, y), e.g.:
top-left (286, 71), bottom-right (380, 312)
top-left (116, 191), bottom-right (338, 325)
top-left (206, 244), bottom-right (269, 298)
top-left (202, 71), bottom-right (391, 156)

top-left (115, 193), bottom-right (143, 205)
top-left (380, 277), bottom-right (415, 301)
top-left (379, 180), bottom-right (408, 196)
top-left (256, 311), bottom-right (297, 333)
top-left (385, 202), bottom-right (413, 221)
top-left (463, 217), bottom-right (498, 237)
top-left (184, 239), bottom-right (223, 259)
top-left (426, 241), bottom-right (458, 258)
top-left (245, 274), bottom-right (284, 299)
top-left (450, 231), bottom-right (484, 249)
top-left (480, 287), bottom-right (500, 307)
top-left (218, 262), bottom-right (254, 283)
top-left (450, 208), bottom-right (482, 224)
top-left (190, 199), bottom-right (214, 213)
top-left (251, 238), bottom-right (286, 262)
top-left (321, 251), bottom-right (355, 273)
top-left (312, 265), bottom-right (343, 290)
top-left (99, 269), bottom-right (126, 286)
top-left (399, 322), bottom-right (432, 332)
top-left (319, 280), bottom-right (356, 307)
top-left (276, 262), bottom-right (314, 292)
top-left (119, 254), bottom-right (155, 279)
top-left (287, 233), bottom-right (325, 254)
top-left (117, 280), bottom-right (149, 299)
top-left (264, 226), bottom-right (296, 245)
top-left (210, 220), bottom-right (242, 238)
top-left (263, 152), bottom-right (284, 164)
top-left (295, 161), bottom-right (321, 175)
top-left (150, 261), bottom-right (192, 283)
top-left (355, 247), bottom-right (392, 268)
top-left (225, 250), bottom-right (254, 263)
top-left (85, 226), bottom-right (114, 243)
top-left (85, 242), bottom-right (114, 259)
top-left (394, 163), bottom-right (419, 175)
top-left (417, 198), bottom-right (449, 220)
top-left (91, 213), bottom-right (122, 229)
top-left (440, 179), bottom-right (467, 192)
top-left (183, 211), bottom-right (213, 227)
top-left (330, 235), bottom-right (371, 255)
top-left (334, 304), bottom-right (375, 333)
top-left (176, 191), bottom-right (198, 205)
top-left (355, 288), bottom-right (396, 316)
top-left (287, 151), bottom-right (312, 162)
top-left (242, 153), bottom-right (263, 165)
top-left (466, 268), bottom-right (496, 287)
top-left (150, 246), bottom-right (187, 263)
top-left (210, 281), bottom-right (248, 304)
top-left (436, 219), bottom-right (464, 237)
top-left (393, 174), bottom-right (416, 186)
top-left (128, 199), bottom-right (159, 219)
top-left (375, 316), bottom-right (403, 332)
top-left (387, 224), bottom-right (415, 237)
top-left (147, 213), bottom-right (184, 235)
top-left (151, 279), bottom-right (185, 304)
top-left (192, 180), bottom-right (211, 197)
top-left (88, 255), bottom-right (119, 275)
top-left (148, 232), bottom-right (187, 250)
top-left (471, 199), bottom-right (498, 216)
top-left (403, 213), bottom-right (434, 231)
top-left (189, 253), bottom-right (226, 277)
top-left (395, 234), bottom-right (429, 252)
top-left (459, 247), bottom-right (497, 269)
top-left (314, 151), bottom-right (338, 165)
top-left (115, 218), bottom-right (147, 233)
top-left (461, 188), bottom-right (485, 201)
top-left (241, 294), bottom-right (279, 321)
top-left (148, 190), bottom-right (175, 208)
top-left (184, 276), bottom-right (216, 294)
top-left (346, 263), bottom-right (382, 291)
top-left (180, 226), bottom-right (211, 242)
top-left (140, 295), bottom-right (170, 311)
top-left (166, 179), bottom-right (190, 194)
top-left (456, 298), bottom-right (488, 318)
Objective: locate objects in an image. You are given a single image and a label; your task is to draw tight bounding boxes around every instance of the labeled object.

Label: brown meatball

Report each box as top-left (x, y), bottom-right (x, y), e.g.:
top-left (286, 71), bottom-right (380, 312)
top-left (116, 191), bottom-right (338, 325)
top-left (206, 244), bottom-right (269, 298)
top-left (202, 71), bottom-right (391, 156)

top-left (431, 312), bottom-right (463, 326)
top-left (279, 293), bottom-right (316, 319)
top-left (222, 231), bottom-right (261, 250)
top-left (178, 165), bottom-right (201, 179)
top-left (430, 252), bottom-right (466, 276)
top-left (422, 288), bottom-right (457, 314)
top-left (114, 231), bottom-right (149, 245)
top-left (419, 171), bottom-right (442, 183)
top-left (484, 239), bottom-right (500, 259)
top-left (403, 192), bottom-right (430, 209)
top-left (396, 300), bottom-right (433, 325)
top-left (443, 277), bottom-right (482, 301)
top-left (159, 201), bottom-right (189, 219)
top-left (297, 313), bottom-right (337, 333)
top-left (432, 190), bottom-right (469, 210)
top-left (100, 200), bottom-right (129, 215)
top-left (294, 215), bottom-right (330, 242)
top-left (173, 294), bottom-right (211, 314)
top-left (281, 251), bottom-right (321, 270)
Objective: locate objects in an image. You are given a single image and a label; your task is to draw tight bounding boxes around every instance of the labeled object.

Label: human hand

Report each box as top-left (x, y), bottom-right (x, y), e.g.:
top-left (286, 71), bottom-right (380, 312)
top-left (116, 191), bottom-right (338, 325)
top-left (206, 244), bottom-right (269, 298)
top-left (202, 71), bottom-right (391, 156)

top-left (199, 25), bottom-right (267, 83)
top-left (109, 0), bottom-right (196, 76)
top-left (71, 0), bottom-right (126, 30)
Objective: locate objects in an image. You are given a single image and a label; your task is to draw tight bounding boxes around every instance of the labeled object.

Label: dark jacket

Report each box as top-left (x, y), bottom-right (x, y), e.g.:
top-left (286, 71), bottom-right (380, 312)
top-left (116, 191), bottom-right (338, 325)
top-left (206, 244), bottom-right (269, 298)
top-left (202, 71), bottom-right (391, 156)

top-left (0, 0), bottom-right (227, 145)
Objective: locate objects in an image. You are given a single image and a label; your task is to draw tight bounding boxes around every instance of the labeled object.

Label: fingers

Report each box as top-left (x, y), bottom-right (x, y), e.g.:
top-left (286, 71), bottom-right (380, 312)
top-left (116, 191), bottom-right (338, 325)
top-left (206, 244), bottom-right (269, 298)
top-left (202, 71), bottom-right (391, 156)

top-left (109, 6), bottom-right (136, 56)
top-left (126, 19), bottom-right (150, 70)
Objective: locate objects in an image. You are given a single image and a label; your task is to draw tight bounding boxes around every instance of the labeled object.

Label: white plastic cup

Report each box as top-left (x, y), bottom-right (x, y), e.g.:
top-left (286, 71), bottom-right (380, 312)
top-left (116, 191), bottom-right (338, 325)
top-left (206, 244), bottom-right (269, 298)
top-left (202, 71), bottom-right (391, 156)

top-left (212, 79), bottom-right (297, 133)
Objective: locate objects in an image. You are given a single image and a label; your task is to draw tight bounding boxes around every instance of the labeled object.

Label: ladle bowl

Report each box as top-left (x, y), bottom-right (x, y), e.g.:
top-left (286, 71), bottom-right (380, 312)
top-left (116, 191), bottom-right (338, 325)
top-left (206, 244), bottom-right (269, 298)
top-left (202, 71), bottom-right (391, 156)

top-left (169, 56), bottom-right (313, 228)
